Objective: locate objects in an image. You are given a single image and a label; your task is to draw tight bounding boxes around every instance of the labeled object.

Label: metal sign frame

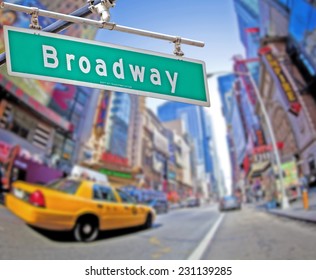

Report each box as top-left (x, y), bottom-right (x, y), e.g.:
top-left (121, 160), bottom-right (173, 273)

top-left (4, 26), bottom-right (210, 107)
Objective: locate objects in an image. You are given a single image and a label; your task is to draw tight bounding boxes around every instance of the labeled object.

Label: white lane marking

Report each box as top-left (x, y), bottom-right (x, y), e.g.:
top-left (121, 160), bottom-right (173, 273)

top-left (187, 213), bottom-right (225, 260)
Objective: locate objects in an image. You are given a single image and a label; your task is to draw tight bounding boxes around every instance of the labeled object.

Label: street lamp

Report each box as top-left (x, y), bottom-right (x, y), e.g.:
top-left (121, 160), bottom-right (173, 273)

top-left (207, 71), bottom-right (289, 209)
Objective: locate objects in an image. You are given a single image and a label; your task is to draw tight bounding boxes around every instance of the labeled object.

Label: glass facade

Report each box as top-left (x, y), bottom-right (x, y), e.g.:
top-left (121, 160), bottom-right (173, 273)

top-left (276, 0), bottom-right (293, 10)
top-left (107, 92), bottom-right (131, 159)
top-left (234, 0), bottom-right (260, 58)
top-left (218, 74), bottom-right (236, 124)
top-left (234, 59), bottom-right (265, 146)
top-left (240, 0), bottom-right (259, 16)
top-left (157, 102), bottom-right (212, 178)
top-left (289, 0), bottom-right (316, 72)
top-left (231, 96), bottom-right (247, 164)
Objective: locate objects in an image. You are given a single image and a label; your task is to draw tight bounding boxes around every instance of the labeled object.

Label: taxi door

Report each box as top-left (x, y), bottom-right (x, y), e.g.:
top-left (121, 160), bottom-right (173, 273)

top-left (93, 185), bottom-right (121, 230)
top-left (115, 189), bottom-right (143, 227)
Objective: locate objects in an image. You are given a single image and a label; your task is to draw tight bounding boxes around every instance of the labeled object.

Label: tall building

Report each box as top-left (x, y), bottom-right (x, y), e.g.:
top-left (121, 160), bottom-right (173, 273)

top-left (217, 60), bottom-right (264, 191)
top-left (162, 119), bottom-right (194, 198)
top-left (232, 0), bottom-right (277, 193)
top-left (157, 102), bottom-right (214, 198)
top-left (232, 0), bottom-right (316, 200)
top-left (142, 108), bottom-right (169, 191)
top-left (218, 74), bottom-right (239, 189)
top-left (257, 0), bottom-right (316, 185)
top-left (83, 91), bottom-right (145, 187)
top-left (234, 0), bottom-right (260, 58)
top-left (0, 0), bottom-right (101, 182)
top-left (218, 74), bottom-right (236, 123)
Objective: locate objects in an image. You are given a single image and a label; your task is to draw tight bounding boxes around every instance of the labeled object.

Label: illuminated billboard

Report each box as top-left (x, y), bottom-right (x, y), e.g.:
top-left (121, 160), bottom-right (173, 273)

top-left (0, 0), bottom-right (55, 105)
top-left (0, 1), bottom-right (98, 107)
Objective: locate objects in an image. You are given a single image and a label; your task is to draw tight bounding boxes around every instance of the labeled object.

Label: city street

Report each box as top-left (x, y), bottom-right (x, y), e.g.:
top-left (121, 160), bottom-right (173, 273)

top-left (1, 203), bottom-right (316, 260)
top-left (203, 206), bottom-right (316, 260)
top-left (0, 203), bottom-right (220, 259)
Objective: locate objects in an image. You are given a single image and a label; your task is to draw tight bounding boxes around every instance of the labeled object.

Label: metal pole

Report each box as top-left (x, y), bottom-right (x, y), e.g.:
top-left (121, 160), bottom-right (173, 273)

top-left (242, 72), bottom-right (289, 209)
top-left (0, 0), bottom-right (102, 66)
top-left (0, 2), bottom-right (204, 57)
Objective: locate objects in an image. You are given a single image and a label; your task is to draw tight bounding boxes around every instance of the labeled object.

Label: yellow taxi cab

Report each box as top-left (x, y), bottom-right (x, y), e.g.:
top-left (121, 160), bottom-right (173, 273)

top-left (6, 178), bottom-right (156, 242)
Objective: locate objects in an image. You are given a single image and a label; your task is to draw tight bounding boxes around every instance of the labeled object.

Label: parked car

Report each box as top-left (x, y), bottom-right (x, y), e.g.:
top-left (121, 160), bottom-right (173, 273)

top-left (186, 197), bottom-right (200, 207)
top-left (121, 186), bottom-right (169, 214)
top-left (145, 198), bottom-right (169, 214)
top-left (6, 178), bottom-right (156, 242)
top-left (219, 195), bottom-right (241, 211)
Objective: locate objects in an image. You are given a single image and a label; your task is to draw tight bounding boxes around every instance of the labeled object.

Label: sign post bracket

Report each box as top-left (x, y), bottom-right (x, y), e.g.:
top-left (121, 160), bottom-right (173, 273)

top-left (0, 1), bottom-right (205, 51)
top-left (29, 7), bottom-right (42, 30)
top-left (87, 0), bottom-right (116, 23)
top-left (173, 37), bottom-right (184, 57)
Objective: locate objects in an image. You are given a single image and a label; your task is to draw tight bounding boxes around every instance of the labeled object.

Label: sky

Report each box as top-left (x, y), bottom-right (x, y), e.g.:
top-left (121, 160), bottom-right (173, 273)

top-left (95, 0), bottom-right (245, 191)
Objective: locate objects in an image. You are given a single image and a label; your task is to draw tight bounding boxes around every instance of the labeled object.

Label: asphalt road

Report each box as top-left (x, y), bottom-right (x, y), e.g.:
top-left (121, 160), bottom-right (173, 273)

top-left (1, 202), bottom-right (316, 260)
top-left (0, 203), bottom-right (220, 260)
top-left (203, 205), bottom-right (316, 259)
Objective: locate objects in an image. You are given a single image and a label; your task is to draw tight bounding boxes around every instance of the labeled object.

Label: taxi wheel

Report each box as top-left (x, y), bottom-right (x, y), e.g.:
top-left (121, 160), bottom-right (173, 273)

top-left (74, 216), bottom-right (99, 242)
top-left (143, 213), bottom-right (153, 229)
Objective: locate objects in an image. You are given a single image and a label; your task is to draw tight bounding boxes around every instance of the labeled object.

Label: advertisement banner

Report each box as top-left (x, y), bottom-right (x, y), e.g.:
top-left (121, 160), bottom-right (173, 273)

top-left (154, 129), bottom-right (169, 155)
top-left (0, 0), bottom-right (55, 105)
top-left (48, 84), bottom-right (77, 117)
top-left (234, 60), bottom-right (258, 105)
top-left (94, 91), bottom-right (110, 139)
top-left (0, 74), bottom-right (71, 131)
top-left (261, 47), bottom-right (302, 116)
top-left (281, 160), bottom-right (299, 188)
top-left (101, 152), bottom-right (128, 167)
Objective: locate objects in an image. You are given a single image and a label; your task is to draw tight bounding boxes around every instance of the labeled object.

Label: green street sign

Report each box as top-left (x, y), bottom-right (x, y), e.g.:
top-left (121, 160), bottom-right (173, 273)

top-left (4, 26), bottom-right (210, 107)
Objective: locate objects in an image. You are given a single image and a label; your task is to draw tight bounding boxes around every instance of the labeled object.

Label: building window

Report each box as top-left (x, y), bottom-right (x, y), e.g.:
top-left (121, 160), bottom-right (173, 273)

top-left (53, 132), bottom-right (65, 156)
top-left (11, 108), bottom-right (38, 140)
top-left (63, 138), bottom-right (75, 160)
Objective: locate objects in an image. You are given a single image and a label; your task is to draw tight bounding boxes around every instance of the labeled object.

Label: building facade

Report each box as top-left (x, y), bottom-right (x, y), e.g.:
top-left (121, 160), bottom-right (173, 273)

top-left (234, 0), bottom-right (260, 58)
top-left (258, 0), bottom-right (316, 185)
top-left (142, 108), bottom-right (169, 191)
top-left (157, 102), bottom-right (214, 198)
top-left (82, 91), bottom-right (145, 187)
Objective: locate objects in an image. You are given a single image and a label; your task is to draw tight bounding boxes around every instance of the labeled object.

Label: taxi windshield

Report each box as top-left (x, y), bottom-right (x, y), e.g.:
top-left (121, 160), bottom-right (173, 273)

top-left (46, 179), bottom-right (81, 194)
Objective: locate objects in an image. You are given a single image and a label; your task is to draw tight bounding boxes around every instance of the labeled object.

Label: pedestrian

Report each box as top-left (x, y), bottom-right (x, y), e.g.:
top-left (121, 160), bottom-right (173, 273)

top-left (299, 172), bottom-right (308, 192)
top-left (254, 180), bottom-right (261, 202)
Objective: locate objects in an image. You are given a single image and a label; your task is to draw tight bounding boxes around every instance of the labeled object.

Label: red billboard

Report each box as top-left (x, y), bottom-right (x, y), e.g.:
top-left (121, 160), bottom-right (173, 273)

top-left (101, 152), bottom-right (128, 167)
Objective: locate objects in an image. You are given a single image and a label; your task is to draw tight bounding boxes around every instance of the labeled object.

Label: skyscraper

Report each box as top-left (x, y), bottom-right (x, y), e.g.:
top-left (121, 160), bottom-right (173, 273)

top-left (234, 0), bottom-right (260, 58)
top-left (158, 102), bottom-right (214, 198)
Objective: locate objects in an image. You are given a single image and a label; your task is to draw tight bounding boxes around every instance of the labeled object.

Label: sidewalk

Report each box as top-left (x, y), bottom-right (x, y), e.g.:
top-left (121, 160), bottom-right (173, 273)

top-left (267, 189), bottom-right (316, 223)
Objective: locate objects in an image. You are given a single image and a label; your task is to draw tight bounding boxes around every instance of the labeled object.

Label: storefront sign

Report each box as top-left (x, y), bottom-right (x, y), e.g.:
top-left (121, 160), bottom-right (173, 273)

top-left (94, 91), bottom-right (110, 139)
top-left (281, 160), bottom-right (299, 188)
top-left (262, 48), bottom-right (302, 116)
top-left (153, 129), bottom-right (169, 155)
top-left (252, 142), bottom-right (284, 154)
top-left (101, 152), bottom-right (128, 166)
top-left (255, 129), bottom-right (265, 146)
top-left (242, 155), bottom-right (250, 175)
top-left (99, 168), bottom-right (132, 179)
top-left (234, 59), bottom-right (258, 105)
top-left (0, 74), bottom-right (71, 131)
top-left (4, 26), bottom-right (210, 107)
top-left (152, 152), bottom-right (163, 173)
top-left (0, 140), bottom-right (11, 161)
